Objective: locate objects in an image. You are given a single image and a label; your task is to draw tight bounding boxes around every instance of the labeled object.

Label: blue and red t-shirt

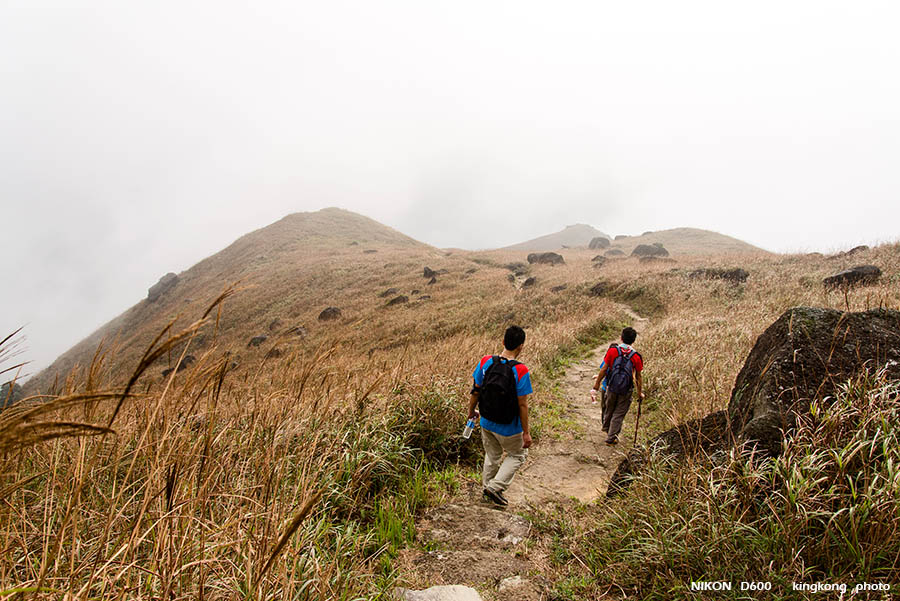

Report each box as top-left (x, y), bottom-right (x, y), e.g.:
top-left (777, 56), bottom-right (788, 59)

top-left (473, 355), bottom-right (533, 435)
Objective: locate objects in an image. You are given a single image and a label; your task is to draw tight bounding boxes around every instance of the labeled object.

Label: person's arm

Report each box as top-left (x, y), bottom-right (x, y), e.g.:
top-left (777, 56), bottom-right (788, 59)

top-left (518, 394), bottom-right (532, 448)
top-left (635, 371), bottom-right (644, 401)
top-left (467, 386), bottom-right (480, 420)
top-left (590, 365), bottom-right (608, 401)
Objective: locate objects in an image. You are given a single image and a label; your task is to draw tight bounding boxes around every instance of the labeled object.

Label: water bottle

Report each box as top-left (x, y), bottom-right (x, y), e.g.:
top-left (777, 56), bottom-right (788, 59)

top-left (462, 418), bottom-right (476, 439)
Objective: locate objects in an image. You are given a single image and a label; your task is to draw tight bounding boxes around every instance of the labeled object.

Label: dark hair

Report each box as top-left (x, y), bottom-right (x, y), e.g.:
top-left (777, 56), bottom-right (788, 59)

top-left (621, 327), bottom-right (637, 345)
top-left (504, 325), bottom-right (526, 350)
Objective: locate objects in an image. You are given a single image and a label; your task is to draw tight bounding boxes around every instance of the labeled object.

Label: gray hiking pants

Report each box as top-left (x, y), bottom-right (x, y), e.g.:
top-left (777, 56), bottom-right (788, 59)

top-left (602, 389), bottom-right (632, 441)
top-left (481, 428), bottom-right (527, 493)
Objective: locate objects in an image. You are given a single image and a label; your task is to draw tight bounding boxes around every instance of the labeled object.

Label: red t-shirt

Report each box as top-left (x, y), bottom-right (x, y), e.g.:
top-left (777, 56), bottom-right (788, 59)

top-left (604, 344), bottom-right (643, 373)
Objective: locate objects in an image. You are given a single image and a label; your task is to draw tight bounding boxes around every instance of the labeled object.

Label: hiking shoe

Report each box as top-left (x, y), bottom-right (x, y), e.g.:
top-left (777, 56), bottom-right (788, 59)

top-left (483, 488), bottom-right (509, 507)
top-left (605, 436), bottom-right (618, 445)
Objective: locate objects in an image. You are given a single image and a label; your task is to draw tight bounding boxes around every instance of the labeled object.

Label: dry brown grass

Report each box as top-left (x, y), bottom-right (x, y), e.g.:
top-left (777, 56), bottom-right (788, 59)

top-left (6, 209), bottom-right (898, 598)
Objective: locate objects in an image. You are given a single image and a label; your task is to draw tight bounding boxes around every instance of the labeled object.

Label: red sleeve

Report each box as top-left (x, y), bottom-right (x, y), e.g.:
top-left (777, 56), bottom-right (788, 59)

top-left (479, 355), bottom-right (492, 368)
top-left (632, 352), bottom-right (643, 372)
top-left (514, 364), bottom-right (529, 380)
top-left (603, 346), bottom-right (619, 366)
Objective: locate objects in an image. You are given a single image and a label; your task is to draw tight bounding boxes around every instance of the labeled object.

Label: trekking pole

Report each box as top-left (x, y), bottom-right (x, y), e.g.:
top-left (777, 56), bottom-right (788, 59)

top-left (632, 398), bottom-right (642, 447)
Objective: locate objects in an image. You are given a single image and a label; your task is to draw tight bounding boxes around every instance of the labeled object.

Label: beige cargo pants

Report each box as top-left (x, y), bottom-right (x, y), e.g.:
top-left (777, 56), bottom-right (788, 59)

top-left (481, 428), bottom-right (528, 493)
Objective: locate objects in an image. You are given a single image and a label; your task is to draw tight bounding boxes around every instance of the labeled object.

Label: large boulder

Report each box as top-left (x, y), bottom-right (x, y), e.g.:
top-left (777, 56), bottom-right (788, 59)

top-left (423, 267), bottom-right (436, 278)
top-left (589, 236), bottom-right (611, 249)
top-left (396, 585), bottom-right (483, 601)
top-left (729, 307), bottom-right (900, 455)
top-left (526, 252), bottom-right (564, 266)
top-left (147, 273), bottom-right (178, 302)
top-left (823, 265), bottom-right (881, 289)
top-left (387, 295), bottom-right (409, 306)
top-left (607, 307), bottom-right (900, 495)
top-left (247, 335), bottom-right (268, 347)
top-left (318, 307), bottom-right (342, 321)
top-left (631, 243), bottom-right (669, 258)
top-left (591, 255), bottom-right (607, 268)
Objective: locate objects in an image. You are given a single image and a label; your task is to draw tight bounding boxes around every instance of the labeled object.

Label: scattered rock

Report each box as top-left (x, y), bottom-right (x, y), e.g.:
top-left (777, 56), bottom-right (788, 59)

top-left (349, 241), bottom-right (359, 246)
top-left (591, 255), bottom-right (607, 268)
top-left (550, 285), bottom-right (567, 293)
top-left (522, 277), bottom-right (536, 288)
top-left (387, 295), bottom-right (409, 306)
top-left (248, 335), bottom-right (268, 348)
top-left (427, 276), bottom-right (437, 285)
top-left (284, 325), bottom-right (307, 338)
top-left (504, 262), bottom-right (530, 276)
top-left (411, 289), bottom-right (421, 295)
top-left (147, 273), bottom-right (178, 302)
top-left (161, 355), bottom-right (196, 378)
top-left (589, 236), bottom-right (611, 249)
top-left (417, 295), bottom-right (431, 300)
top-left (424, 267), bottom-right (436, 278)
top-left (499, 576), bottom-right (527, 592)
top-left (589, 281), bottom-right (608, 296)
top-left (396, 585), bottom-right (483, 601)
top-left (689, 268), bottom-right (749, 283)
top-left (318, 307), bottom-right (342, 321)
top-left (526, 252), bottom-right (564, 266)
top-left (465, 268), bottom-right (477, 274)
top-left (268, 318), bottom-right (283, 331)
top-left (829, 245), bottom-right (869, 259)
top-left (614, 235), bottom-right (628, 240)
top-left (363, 249), bottom-right (377, 254)
top-left (605, 249), bottom-right (626, 257)
top-left (823, 265), bottom-right (882, 289)
top-left (265, 348), bottom-right (283, 359)
top-left (631, 243), bottom-right (670, 258)
top-left (639, 256), bottom-right (675, 264)
top-left (379, 288), bottom-right (399, 298)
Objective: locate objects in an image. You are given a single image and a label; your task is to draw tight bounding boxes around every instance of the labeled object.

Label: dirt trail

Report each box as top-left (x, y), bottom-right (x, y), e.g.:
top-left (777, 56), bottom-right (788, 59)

top-left (398, 311), bottom-right (648, 599)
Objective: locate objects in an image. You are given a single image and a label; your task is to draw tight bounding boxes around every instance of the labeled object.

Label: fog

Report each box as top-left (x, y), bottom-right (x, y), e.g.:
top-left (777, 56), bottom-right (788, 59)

top-left (3, 0), bottom-right (899, 375)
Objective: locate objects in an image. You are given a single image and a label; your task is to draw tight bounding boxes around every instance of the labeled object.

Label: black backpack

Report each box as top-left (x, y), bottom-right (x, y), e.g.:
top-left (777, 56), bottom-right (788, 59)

top-left (606, 345), bottom-right (636, 395)
top-left (478, 356), bottom-right (520, 424)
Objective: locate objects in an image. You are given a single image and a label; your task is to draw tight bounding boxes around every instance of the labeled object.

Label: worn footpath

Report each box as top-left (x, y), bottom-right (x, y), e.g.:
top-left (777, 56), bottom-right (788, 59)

top-left (396, 315), bottom-right (647, 600)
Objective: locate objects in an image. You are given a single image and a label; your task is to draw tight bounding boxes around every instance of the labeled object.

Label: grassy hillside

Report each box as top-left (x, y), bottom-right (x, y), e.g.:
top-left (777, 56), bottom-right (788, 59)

top-left (3, 210), bottom-right (898, 599)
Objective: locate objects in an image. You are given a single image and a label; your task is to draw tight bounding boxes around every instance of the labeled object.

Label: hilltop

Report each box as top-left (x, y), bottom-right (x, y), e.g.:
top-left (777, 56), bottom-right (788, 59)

top-left (606, 227), bottom-right (766, 255)
top-left (24, 207), bottom-right (432, 392)
top-left (502, 224), bottom-right (610, 251)
top-left (505, 225), bottom-right (763, 255)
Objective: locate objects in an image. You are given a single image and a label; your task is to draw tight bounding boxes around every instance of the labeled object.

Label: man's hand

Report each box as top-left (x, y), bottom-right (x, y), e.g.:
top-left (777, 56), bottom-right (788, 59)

top-left (522, 432), bottom-right (533, 449)
top-left (590, 388), bottom-right (598, 403)
top-left (468, 409), bottom-right (479, 420)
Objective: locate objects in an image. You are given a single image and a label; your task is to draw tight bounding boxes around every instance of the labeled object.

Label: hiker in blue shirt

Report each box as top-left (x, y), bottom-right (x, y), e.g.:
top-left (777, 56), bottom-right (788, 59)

top-left (466, 325), bottom-right (533, 506)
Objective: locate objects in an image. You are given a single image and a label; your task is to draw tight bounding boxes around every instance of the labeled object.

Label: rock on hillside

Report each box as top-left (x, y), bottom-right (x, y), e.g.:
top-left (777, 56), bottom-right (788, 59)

top-left (823, 265), bottom-right (881, 289)
top-left (631, 243), bottom-right (669, 258)
top-left (589, 236), bottom-right (610, 249)
top-left (147, 273), bottom-right (178, 302)
top-left (608, 307), bottom-right (900, 494)
top-left (526, 252), bottom-right (564, 265)
top-left (729, 307), bottom-right (900, 455)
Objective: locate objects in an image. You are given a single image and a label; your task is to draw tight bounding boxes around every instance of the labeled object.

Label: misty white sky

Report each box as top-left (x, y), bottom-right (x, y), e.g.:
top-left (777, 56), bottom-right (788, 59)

top-left (3, 0), bottom-right (899, 375)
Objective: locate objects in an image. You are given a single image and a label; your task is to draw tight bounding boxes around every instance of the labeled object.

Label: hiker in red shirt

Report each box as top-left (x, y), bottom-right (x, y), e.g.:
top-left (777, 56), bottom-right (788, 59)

top-left (590, 327), bottom-right (644, 445)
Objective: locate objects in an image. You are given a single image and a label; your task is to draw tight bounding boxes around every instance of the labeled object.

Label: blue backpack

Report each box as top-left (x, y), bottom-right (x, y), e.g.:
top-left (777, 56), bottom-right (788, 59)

top-left (606, 345), bottom-right (636, 395)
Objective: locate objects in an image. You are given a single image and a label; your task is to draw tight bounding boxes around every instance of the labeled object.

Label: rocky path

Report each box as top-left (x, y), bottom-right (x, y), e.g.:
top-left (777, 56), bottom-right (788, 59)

top-left (396, 313), bottom-right (648, 600)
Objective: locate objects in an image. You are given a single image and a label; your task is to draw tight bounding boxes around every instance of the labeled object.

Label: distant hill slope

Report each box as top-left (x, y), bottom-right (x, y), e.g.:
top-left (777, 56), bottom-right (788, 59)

top-left (24, 208), bottom-right (433, 393)
top-left (503, 224), bottom-right (611, 251)
top-left (606, 227), bottom-right (766, 255)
